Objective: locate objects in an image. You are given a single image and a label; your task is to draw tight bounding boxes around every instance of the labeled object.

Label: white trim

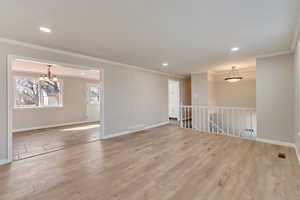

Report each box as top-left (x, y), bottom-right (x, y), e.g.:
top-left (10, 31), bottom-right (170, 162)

top-left (182, 105), bottom-right (256, 110)
top-left (7, 55), bottom-right (13, 162)
top-left (0, 159), bottom-right (10, 165)
top-left (168, 79), bottom-right (180, 119)
top-left (0, 37), bottom-right (184, 79)
top-left (257, 139), bottom-right (300, 164)
top-left (192, 67), bottom-right (257, 75)
top-left (13, 68), bottom-right (100, 81)
top-left (12, 120), bottom-right (100, 133)
top-left (146, 121), bottom-right (170, 129)
top-left (294, 145), bottom-right (300, 165)
top-left (256, 138), bottom-right (295, 148)
top-left (211, 67), bottom-right (256, 76)
top-left (102, 121), bottom-right (170, 139)
top-left (256, 51), bottom-right (292, 59)
top-left (291, 15), bottom-right (300, 51)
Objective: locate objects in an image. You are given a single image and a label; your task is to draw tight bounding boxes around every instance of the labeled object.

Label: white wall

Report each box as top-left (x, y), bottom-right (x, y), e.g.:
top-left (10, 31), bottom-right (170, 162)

top-left (191, 72), bottom-right (215, 106)
top-left (214, 80), bottom-right (256, 107)
top-left (256, 53), bottom-right (294, 143)
top-left (208, 73), bottom-right (217, 106)
top-left (192, 71), bottom-right (256, 108)
top-left (12, 71), bottom-right (100, 131)
top-left (0, 40), bottom-right (189, 161)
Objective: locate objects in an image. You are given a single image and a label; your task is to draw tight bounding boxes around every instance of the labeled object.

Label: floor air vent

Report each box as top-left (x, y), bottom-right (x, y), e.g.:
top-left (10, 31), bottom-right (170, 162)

top-left (278, 152), bottom-right (286, 159)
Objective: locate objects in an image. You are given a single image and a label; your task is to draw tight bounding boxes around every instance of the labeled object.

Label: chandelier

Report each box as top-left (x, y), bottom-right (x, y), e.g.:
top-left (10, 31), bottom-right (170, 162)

top-left (39, 65), bottom-right (58, 82)
top-left (224, 66), bottom-right (243, 83)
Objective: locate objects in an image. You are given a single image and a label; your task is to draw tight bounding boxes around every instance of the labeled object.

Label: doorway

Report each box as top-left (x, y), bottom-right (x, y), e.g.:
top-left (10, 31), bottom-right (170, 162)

top-left (7, 55), bottom-right (104, 162)
top-left (168, 80), bottom-right (180, 122)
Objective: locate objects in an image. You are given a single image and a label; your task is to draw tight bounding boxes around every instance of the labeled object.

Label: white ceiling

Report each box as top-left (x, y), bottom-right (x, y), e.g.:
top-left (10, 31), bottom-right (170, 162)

top-left (1, 0), bottom-right (300, 75)
top-left (13, 60), bottom-right (100, 80)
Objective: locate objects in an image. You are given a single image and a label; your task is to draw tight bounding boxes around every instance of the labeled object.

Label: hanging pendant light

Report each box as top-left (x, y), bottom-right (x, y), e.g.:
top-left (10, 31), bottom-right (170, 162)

top-left (225, 66), bottom-right (243, 83)
top-left (39, 65), bottom-right (58, 82)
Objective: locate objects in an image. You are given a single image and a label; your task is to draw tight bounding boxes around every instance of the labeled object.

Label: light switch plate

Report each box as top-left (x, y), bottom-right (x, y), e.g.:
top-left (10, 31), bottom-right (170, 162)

top-left (298, 132), bottom-right (300, 136)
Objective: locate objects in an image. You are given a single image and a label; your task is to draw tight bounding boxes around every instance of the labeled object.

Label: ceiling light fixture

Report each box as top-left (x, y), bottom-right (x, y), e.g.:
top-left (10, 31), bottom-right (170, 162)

top-left (162, 62), bottom-right (168, 67)
top-left (39, 65), bottom-right (58, 82)
top-left (40, 27), bottom-right (51, 33)
top-left (225, 66), bottom-right (243, 83)
top-left (231, 47), bottom-right (240, 52)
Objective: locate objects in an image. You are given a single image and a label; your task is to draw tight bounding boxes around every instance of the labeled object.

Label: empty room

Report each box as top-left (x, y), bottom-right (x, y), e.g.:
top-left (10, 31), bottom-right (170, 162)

top-left (0, 1), bottom-right (300, 200)
top-left (11, 58), bottom-right (103, 160)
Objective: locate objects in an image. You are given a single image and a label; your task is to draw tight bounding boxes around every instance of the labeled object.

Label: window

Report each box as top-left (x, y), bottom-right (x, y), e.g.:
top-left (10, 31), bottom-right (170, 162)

top-left (15, 77), bottom-right (63, 108)
top-left (87, 85), bottom-right (100, 104)
top-left (39, 81), bottom-right (61, 106)
top-left (15, 77), bottom-right (39, 107)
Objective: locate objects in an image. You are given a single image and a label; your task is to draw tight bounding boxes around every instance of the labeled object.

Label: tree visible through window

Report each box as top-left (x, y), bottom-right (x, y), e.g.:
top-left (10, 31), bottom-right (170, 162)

top-left (15, 77), bottom-right (62, 108)
top-left (39, 81), bottom-right (61, 106)
top-left (88, 86), bottom-right (100, 104)
top-left (15, 78), bottom-right (39, 107)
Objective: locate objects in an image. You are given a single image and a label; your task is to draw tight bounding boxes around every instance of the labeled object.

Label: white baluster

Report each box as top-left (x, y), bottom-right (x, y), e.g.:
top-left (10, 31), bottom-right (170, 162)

top-left (221, 109), bottom-right (224, 135)
top-left (200, 107), bottom-right (202, 132)
top-left (184, 107), bottom-right (186, 128)
top-left (188, 107), bottom-right (190, 129)
top-left (197, 106), bottom-right (200, 131)
top-left (250, 110), bottom-right (253, 137)
top-left (216, 108), bottom-right (219, 134)
top-left (206, 108), bottom-right (209, 133)
top-left (231, 109), bottom-right (234, 135)
top-left (180, 104), bottom-right (183, 128)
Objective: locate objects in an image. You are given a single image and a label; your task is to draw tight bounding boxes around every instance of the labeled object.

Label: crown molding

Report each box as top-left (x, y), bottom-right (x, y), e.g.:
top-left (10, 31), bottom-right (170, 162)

top-left (191, 66), bottom-right (256, 75)
top-left (190, 71), bottom-right (208, 75)
top-left (0, 37), bottom-right (185, 79)
top-left (256, 50), bottom-right (292, 59)
top-left (212, 66), bottom-right (256, 76)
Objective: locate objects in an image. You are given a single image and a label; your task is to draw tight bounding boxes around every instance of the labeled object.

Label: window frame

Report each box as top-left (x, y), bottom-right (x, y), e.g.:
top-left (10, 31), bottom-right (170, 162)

top-left (38, 80), bottom-right (64, 108)
top-left (87, 83), bottom-right (101, 105)
top-left (14, 75), bottom-right (64, 109)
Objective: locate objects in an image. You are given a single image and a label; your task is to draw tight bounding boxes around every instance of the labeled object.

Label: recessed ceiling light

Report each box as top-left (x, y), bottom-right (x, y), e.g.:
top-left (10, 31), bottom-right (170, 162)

top-left (39, 27), bottom-right (51, 33)
top-left (162, 62), bottom-right (168, 67)
top-left (231, 47), bottom-right (240, 52)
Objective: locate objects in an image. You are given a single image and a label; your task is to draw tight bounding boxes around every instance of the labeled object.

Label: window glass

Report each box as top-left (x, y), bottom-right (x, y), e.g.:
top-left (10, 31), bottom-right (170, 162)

top-left (15, 77), bottom-right (63, 108)
top-left (15, 77), bottom-right (39, 107)
top-left (88, 86), bottom-right (100, 104)
top-left (39, 81), bottom-right (61, 106)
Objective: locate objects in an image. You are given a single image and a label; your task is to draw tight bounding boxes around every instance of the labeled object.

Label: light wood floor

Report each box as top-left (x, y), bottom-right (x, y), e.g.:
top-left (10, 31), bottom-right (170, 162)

top-left (13, 122), bottom-right (100, 160)
top-left (1, 124), bottom-right (300, 200)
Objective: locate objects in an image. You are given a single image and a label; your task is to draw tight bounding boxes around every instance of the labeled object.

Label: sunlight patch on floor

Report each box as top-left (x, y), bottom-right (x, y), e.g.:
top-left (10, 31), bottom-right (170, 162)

top-left (61, 124), bottom-right (100, 132)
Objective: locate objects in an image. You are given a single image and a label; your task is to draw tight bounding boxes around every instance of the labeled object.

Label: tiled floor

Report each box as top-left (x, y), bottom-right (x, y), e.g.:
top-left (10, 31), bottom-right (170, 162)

top-left (13, 122), bottom-right (100, 160)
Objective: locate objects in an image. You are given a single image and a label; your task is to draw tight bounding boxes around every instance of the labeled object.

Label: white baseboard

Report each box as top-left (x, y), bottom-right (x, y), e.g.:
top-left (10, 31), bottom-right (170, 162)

top-left (256, 138), bottom-right (300, 165)
top-left (13, 120), bottom-right (100, 133)
top-left (256, 138), bottom-right (295, 148)
top-left (102, 121), bottom-right (170, 139)
top-left (146, 121), bottom-right (170, 129)
top-left (0, 159), bottom-right (10, 165)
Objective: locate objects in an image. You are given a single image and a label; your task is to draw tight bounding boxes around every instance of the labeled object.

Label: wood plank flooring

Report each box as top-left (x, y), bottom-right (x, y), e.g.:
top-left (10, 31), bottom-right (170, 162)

top-left (13, 122), bottom-right (100, 160)
top-left (1, 124), bottom-right (300, 200)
